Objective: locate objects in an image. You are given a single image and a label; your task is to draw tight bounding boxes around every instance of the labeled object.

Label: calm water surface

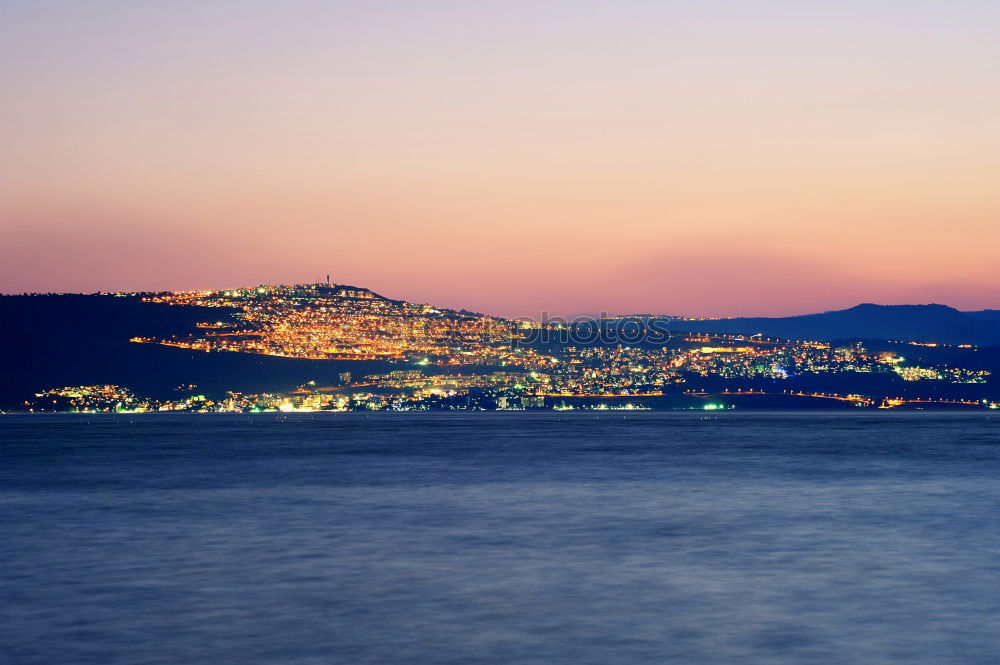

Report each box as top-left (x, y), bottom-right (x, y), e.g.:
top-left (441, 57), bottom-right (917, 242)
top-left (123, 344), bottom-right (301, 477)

top-left (1, 412), bottom-right (999, 664)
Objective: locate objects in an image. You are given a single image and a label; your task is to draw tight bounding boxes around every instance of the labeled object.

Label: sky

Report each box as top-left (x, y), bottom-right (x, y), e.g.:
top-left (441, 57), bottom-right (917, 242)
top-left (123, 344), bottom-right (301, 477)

top-left (2, 0), bottom-right (999, 317)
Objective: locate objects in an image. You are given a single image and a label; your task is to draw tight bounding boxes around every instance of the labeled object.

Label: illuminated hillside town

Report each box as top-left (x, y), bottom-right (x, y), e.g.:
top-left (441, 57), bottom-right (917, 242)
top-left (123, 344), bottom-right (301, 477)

top-left (19, 282), bottom-right (1000, 413)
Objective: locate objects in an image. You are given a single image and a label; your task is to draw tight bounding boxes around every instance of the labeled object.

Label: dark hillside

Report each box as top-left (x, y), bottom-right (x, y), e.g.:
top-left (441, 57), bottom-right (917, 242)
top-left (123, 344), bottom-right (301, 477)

top-left (0, 295), bottom-right (393, 407)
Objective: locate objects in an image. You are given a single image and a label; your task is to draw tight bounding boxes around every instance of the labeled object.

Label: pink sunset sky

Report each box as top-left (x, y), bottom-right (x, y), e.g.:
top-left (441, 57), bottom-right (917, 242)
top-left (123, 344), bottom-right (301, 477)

top-left (2, 1), bottom-right (998, 317)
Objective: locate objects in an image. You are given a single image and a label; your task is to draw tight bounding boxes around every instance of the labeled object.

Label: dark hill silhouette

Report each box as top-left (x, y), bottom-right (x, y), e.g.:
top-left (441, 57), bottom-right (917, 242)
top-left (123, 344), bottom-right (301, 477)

top-left (967, 309), bottom-right (1000, 324)
top-left (669, 303), bottom-right (1000, 345)
top-left (0, 294), bottom-right (396, 408)
top-left (3, 293), bottom-right (999, 409)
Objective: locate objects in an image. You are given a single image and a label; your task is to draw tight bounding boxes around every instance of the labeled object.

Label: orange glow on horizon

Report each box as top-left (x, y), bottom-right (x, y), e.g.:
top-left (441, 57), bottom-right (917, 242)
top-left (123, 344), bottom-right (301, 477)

top-left (1, 2), bottom-right (997, 316)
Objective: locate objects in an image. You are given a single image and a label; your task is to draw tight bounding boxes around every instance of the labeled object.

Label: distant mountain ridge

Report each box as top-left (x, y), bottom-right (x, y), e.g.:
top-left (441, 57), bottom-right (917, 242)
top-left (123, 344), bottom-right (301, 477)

top-left (2, 292), bottom-right (999, 411)
top-left (669, 303), bottom-right (1000, 346)
top-left (967, 309), bottom-right (1000, 324)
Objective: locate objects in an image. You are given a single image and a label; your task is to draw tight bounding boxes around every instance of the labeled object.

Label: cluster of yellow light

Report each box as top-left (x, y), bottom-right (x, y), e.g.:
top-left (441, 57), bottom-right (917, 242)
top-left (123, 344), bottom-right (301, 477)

top-left (138, 284), bottom-right (556, 368)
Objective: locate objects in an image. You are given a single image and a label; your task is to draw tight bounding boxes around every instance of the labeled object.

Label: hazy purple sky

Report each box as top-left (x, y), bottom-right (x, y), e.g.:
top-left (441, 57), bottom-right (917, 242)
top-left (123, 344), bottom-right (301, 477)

top-left (2, 1), bottom-right (999, 316)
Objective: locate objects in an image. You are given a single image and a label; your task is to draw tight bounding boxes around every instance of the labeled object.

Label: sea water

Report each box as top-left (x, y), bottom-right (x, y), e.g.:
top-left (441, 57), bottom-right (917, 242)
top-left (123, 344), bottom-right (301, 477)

top-left (2, 412), bottom-right (999, 664)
